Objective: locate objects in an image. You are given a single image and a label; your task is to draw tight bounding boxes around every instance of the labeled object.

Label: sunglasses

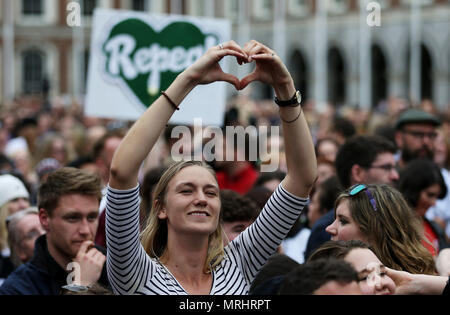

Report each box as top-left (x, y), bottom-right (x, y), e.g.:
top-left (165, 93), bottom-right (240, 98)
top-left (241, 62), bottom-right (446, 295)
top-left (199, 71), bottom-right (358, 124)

top-left (349, 184), bottom-right (378, 212)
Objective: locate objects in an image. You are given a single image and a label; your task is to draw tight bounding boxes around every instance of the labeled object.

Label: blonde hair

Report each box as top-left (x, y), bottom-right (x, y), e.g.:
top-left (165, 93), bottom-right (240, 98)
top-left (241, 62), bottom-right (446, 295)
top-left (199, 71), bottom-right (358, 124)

top-left (335, 184), bottom-right (436, 275)
top-left (0, 203), bottom-right (10, 250)
top-left (140, 161), bottom-right (225, 273)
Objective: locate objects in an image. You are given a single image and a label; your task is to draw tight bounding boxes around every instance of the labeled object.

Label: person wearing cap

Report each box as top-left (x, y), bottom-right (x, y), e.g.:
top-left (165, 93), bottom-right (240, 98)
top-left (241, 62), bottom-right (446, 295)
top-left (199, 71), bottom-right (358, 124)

top-left (394, 108), bottom-right (441, 168)
top-left (0, 174), bottom-right (30, 284)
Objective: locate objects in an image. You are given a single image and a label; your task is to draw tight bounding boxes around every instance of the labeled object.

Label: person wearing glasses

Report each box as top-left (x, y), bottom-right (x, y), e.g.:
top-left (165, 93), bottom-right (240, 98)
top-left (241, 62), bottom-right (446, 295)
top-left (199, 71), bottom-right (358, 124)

top-left (325, 183), bottom-right (436, 275)
top-left (304, 135), bottom-right (399, 260)
top-left (308, 240), bottom-right (396, 295)
top-left (394, 108), bottom-right (441, 169)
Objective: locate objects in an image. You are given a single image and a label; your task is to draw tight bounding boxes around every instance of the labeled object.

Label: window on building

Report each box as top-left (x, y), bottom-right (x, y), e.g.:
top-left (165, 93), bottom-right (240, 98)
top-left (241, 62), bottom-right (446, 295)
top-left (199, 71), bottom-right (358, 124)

top-left (371, 44), bottom-right (387, 108)
top-left (327, 47), bottom-right (346, 105)
top-left (83, 0), bottom-right (97, 15)
top-left (400, 0), bottom-right (433, 7)
top-left (420, 44), bottom-right (433, 100)
top-left (290, 50), bottom-right (309, 102)
top-left (167, 0), bottom-right (187, 14)
top-left (253, 0), bottom-right (272, 20)
top-left (287, 0), bottom-right (310, 17)
top-left (22, 49), bottom-right (45, 95)
top-left (22, 0), bottom-right (43, 15)
top-left (84, 49), bottom-right (91, 91)
top-left (132, 0), bottom-right (147, 11)
top-left (225, 0), bottom-right (239, 21)
top-left (327, 0), bottom-right (349, 14)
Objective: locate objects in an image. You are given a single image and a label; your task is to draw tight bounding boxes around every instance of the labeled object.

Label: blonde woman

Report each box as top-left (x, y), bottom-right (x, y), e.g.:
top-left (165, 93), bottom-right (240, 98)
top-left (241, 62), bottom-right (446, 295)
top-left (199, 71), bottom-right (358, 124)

top-left (0, 174), bottom-right (30, 254)
top-left (106, 40), bottom-right (317, 295)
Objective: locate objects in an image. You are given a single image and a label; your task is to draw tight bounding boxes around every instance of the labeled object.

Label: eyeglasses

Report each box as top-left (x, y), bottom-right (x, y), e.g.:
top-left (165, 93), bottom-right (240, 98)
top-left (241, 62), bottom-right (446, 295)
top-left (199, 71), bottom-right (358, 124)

top-left (402, 130), bottom-right (437, 140)
top-left (349, 184), bottom-right (378, 212)
top-left (368, 164), bottom-right (397, 172)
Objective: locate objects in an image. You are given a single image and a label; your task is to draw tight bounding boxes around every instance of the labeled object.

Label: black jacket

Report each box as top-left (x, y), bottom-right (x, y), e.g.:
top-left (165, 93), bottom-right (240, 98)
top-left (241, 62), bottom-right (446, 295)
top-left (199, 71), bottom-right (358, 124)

top-left (0, 235), bottom-right (109, 295)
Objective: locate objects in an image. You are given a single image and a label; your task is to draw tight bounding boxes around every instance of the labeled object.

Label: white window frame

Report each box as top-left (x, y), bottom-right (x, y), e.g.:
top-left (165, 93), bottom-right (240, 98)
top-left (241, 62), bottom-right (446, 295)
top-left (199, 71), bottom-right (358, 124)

top-left (400, 0), bottom-right (433, 7)
top-left (377, 0), bottom-right (390, 10)
top-left (326, 0), bottom-right (349, 15)
top-left (252, 0), bottom-right (272, 21)
top-left (16, 0), bottom-right (58, 26)
top-left (148, 0), bottom-right (164, 13)
top-left (186, 0), bottom-right (215, 17)
top-left (287, 0), bottom-right (311, 17)
top-left (224, 0), bottom-right (239, 22)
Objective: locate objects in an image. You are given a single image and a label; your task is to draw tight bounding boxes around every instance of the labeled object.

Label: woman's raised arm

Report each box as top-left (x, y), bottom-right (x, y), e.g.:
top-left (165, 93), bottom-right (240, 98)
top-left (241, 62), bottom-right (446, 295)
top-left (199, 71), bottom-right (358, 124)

top-left (241, 40), bottom-right (317, 198)
top-left (109, 41), bottom-right (247, 190)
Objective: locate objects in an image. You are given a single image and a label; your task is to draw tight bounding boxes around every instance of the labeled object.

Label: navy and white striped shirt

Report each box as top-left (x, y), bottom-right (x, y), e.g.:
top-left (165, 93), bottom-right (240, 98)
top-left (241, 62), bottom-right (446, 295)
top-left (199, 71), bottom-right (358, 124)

top-left (106, 183), bottom-right (308, 295)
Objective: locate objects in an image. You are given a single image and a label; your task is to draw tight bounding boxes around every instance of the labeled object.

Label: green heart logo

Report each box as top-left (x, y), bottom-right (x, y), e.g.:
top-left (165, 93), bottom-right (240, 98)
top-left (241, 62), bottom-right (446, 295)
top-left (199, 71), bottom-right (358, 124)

top-left (102, 18), bottom-right (219, 108)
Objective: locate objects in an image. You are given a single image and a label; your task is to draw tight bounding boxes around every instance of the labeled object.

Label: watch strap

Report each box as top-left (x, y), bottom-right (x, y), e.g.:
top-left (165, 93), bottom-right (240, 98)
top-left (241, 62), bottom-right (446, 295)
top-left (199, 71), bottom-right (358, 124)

top-left (274, 91), bottom-right (301, 107)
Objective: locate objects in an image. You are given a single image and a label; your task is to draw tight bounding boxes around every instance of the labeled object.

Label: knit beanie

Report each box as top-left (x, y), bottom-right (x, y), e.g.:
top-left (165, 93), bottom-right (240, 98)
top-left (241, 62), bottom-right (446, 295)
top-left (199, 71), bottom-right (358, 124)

top-left (0, 174), bottom-right (30, 208)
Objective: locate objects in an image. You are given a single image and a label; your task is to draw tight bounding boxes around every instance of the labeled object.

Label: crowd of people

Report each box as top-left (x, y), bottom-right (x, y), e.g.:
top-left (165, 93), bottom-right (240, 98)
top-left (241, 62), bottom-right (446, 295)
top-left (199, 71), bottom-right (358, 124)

top-left (0, 39), bottom-right (449, 296)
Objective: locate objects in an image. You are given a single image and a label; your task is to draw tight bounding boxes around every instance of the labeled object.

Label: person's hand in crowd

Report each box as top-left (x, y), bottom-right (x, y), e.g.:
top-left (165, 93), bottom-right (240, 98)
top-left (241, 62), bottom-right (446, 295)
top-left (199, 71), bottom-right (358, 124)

top-left (436, 248), bottom-right (450, 276)
top-left (72, 240), bottom-right (106, 286)
top-left (386, 267), bottom-right (448, 295)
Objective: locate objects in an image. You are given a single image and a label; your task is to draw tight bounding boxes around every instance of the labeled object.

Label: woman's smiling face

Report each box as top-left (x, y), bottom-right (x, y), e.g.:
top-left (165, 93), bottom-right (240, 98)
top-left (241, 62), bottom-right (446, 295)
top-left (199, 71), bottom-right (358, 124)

top-left (158, 165), bottom-right (221, 236)
top-left (344, 248), bottom-right (396, 295)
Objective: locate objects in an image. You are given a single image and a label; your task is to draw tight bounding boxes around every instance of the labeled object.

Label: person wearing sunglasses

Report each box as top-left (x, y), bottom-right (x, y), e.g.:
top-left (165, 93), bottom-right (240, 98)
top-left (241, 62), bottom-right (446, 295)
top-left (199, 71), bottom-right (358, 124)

top-left (325, 183), bottom-right (436, 275)
top-left (304, 135), bottom-right (399, 260)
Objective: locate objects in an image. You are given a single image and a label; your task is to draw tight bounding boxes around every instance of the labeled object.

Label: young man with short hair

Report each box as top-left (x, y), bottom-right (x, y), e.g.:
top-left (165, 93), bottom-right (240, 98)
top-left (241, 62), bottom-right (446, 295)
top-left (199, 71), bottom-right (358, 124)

top-left (0, 167), bottom-right (109, 295)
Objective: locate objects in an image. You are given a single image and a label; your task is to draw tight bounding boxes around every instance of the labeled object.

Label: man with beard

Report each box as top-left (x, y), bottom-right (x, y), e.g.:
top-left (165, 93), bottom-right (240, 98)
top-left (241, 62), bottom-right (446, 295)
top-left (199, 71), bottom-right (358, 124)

top-left (0, 168), bottom-right (109, 294)
top-left (394, 108), bottom-right (441, 168)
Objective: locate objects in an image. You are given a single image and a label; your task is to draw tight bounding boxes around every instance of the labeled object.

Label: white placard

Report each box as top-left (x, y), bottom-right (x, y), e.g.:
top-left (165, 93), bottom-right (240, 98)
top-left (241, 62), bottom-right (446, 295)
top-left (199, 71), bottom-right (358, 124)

top-left (85, 9), bottom-right (231, 126)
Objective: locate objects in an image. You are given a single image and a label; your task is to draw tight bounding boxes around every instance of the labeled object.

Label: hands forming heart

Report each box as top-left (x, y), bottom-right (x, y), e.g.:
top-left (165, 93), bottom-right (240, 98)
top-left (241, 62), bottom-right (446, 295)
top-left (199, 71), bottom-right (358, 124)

top-left (185, 40), bottom-right (295, 100)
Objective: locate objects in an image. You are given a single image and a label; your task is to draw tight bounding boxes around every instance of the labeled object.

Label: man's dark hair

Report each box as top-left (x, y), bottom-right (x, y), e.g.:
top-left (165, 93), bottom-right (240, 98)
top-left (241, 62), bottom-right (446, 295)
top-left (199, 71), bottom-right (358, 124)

top-left (278, 258), bottom-right (359, 295)
top-left (220, 189), bottom-right (260, 223)
top-left (317, 176), bottom-right (343, 215)
top-left (335, 135), bottom-right (397, 188)
top-left (245, 186), bottom-right (272, 211)
top-left (308, 240), bottom-right (371, 262)
top-left (249, 253), bottom-right (300, 294)
top-left (140, 166), bottom-right (168, 226)
top-left (331, 117), bottom-right (356, 140)
top-left (254, 170), bottom-right (286, 188)
top-left (66, 155), bottom-right (96, 168)
top-left (38, 167), bottom-right (102, 216)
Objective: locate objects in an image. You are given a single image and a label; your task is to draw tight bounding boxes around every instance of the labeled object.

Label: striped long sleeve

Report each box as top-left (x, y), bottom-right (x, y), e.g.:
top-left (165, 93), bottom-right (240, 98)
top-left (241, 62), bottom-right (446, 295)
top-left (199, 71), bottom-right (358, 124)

top-left (106, 183), bottom-right (308, 295)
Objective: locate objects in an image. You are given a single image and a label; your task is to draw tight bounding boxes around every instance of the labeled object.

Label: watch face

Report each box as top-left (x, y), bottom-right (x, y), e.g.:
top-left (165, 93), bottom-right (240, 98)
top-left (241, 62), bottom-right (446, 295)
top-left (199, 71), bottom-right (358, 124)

top-left (295, 91), bottom-right (301, 103)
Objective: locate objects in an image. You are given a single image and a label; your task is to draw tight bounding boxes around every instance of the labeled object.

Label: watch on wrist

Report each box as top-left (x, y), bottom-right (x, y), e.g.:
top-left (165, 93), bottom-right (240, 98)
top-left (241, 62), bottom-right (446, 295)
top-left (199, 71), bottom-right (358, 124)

top-left (274, 90), bottom-right (301, 107)
top-left (61, 284), bottom-right (91, 293)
